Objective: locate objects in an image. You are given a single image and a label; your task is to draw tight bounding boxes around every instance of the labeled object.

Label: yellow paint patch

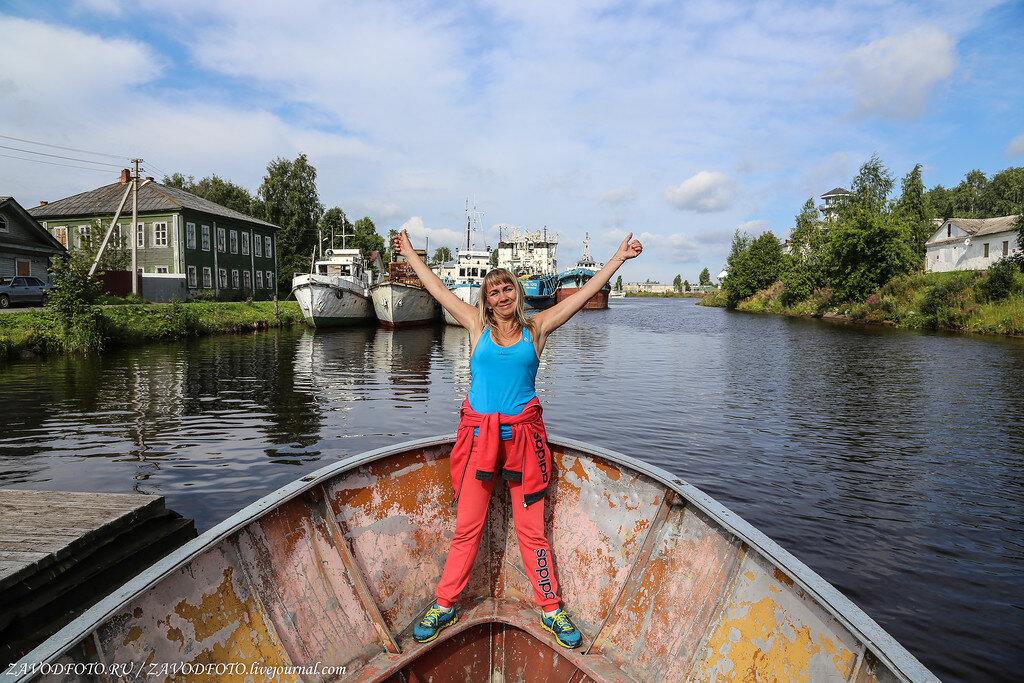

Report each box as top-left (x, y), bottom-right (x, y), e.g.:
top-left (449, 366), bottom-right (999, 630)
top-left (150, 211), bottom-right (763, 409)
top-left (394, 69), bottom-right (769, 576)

top-left (745, 571), bottom-right (755, 581)
top-left (695, 593), bottom-right (839, 683)
top-left (122, 625), bottom-right (143, 647)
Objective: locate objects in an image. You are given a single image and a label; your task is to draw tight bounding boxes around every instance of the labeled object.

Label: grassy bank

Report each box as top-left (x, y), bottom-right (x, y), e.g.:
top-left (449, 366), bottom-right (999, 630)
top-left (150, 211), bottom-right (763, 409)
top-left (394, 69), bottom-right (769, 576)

top-left (699, 271), bottom-right (1024, 336)
top-left (1, 300), bottom-right (306, 360)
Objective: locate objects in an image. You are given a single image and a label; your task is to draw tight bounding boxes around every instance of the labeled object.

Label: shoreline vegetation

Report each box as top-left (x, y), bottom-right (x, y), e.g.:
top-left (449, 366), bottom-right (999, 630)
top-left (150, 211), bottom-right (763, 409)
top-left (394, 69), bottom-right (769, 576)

top-left (699, 270), bottom-right (1024, 337)
top-left (1, 299), bottom-right (306, 361)
top-left (622, 291), bottom-right (707, 298)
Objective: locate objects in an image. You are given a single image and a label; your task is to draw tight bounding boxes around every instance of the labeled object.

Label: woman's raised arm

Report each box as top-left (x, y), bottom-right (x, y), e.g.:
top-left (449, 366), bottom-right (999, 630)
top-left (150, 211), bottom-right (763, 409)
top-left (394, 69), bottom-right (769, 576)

top-left (532, 232), bottom-right (642, 339)
top-left (392, 230), bottom-right (480, 331)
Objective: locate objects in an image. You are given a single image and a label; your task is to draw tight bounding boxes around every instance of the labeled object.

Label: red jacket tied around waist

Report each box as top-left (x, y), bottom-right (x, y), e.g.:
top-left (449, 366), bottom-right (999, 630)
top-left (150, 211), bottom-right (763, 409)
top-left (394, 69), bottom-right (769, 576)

top-left (451, 397), bottom-right (552, 507)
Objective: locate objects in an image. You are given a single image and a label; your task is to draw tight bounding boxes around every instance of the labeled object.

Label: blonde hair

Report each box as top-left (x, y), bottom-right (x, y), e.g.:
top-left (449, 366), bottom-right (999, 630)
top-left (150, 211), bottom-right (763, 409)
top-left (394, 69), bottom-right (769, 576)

top-left (478, 268), bottom-right (535, 334)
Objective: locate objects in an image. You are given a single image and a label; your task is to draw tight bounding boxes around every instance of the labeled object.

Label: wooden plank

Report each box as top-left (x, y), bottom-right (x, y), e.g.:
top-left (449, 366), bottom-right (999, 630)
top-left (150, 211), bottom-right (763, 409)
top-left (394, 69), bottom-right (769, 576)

top-left (0, 489), bottom-right (165, 591)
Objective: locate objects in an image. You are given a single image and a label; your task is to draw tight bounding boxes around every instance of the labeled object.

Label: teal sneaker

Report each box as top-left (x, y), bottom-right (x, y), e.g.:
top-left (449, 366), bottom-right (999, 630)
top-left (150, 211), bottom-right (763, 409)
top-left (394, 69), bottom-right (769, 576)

top-left (413, 604), bottom-right (458, 643)
top-left (541, 609), bottom-right (582, 649)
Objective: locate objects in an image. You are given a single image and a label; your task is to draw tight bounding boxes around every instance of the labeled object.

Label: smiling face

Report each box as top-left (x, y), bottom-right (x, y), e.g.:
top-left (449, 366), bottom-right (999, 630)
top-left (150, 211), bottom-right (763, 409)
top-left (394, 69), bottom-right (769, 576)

top-left (486, 279), bottom-right (517, 317)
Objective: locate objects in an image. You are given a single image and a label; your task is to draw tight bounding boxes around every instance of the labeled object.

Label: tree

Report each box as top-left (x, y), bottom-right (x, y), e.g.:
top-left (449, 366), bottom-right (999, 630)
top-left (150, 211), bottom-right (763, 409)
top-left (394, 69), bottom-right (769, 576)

top-left (490, 249), bottom-right (498, 267)
top-left (699, 267), bottom-right (711, 287)
top-left (897, 163), bottom-right (932, 260)
top-left (683, 279), bottom-right (691, 292)
top-left (72, 218), bottom-right (130, 271)
top-left (979, 167), bottom-right (1024, 217)
top-left (926, 184), bottom-right (954, 220)
top-left (673, 274), bottom-right (682, 292)
top-left (723, 229), bottom-right (785, 308)
top-left (163, 173), bottom-right (253, 214)
top-left (843, 153), bottom-right (894, 220)
top-left (432, 247), bottom-right (453, 265)
top-left (615, 275), bottom-right (623, 291)
top-left (824, 211), bottom-right (916, 301)
top-left (319, 207), bottom-right (351, 252)
top-left (949, 169), bottom-right (988, 217)
top-left (252, 154), bottom-right (324, 294)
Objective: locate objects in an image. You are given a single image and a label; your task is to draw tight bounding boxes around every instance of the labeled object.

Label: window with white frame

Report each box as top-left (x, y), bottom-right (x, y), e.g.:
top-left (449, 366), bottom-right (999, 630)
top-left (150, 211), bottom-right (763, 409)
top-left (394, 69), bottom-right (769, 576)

top-left (231, 270), bottom-right (239, 289)
top-left (78, 225), bottom-right (91, 249)
top-left (136, 223), bottom-right (146, 248)
top-left (241, 232), bottom-right (250, 255)
top-left (156, 266), bottom-right (169, 274)
top-left (243, 270), bottom-right (251, 289)
top-left (266, 271), bottom-right (274, 290)
top-left (256, 270), bottom-right (264, 289)
top-left (254, 235), bottom-right (263, 258)
top-left (202, 267), bottom-right (212, 288)
top-left (264, 236), bottom-right (272, 257)
top-left (217, 227), bottom-right (226, 253)
top-left (219, 268), bottom-right (228, 288)
top-left (201, 225), bottom-right (210, 251)
top-left (53, 226), bottom-right (68, 248)
top-left (229, 230), bottom-right (238, 254)
top-left (186, 222), bottom-right (196, 249)
top-left (153, 222), bottom-right (168, 247)
top-left (187, 266), bottom-right (197, 288)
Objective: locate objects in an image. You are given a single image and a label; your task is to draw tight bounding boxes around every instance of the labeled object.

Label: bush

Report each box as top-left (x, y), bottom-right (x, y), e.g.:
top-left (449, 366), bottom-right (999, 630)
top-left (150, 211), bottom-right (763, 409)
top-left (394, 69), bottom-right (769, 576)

top-left (981, 258), bottom-right (1024, 302)
top-left (779, 267), bottom-right (817, 306)
top-left (45, 253), bottom-right (106, 353)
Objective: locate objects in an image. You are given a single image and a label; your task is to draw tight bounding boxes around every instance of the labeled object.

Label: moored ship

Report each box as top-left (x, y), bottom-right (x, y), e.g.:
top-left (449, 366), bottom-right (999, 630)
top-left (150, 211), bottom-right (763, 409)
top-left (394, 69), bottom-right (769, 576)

top-left (497, 225), bottom-right (559, 309)
top-left (556, 233), bottom-right (609, 309)
top-left (371, 249), bottom-right (440, 328)
top-left (440, 202), bottom-right (491, 326)
top-left (292, 248), bottom-right (379, 327)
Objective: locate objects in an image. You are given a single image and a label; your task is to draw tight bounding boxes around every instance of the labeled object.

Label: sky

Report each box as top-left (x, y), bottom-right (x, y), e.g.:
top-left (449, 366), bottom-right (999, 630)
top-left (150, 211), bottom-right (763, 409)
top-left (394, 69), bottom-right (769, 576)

top-left (1, 0), bottom-right (1022, 284)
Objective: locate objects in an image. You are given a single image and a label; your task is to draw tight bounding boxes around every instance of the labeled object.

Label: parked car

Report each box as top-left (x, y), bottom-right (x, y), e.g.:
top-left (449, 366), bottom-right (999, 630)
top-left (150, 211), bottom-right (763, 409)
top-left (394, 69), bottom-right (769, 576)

top-left (0, 276), bottom-right (53, 308)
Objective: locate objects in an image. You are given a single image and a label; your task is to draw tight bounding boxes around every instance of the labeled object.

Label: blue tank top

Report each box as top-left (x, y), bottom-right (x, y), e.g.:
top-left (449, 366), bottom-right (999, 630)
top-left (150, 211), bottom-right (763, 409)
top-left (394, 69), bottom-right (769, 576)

top-left (468, 327), bottom-right (539, 440)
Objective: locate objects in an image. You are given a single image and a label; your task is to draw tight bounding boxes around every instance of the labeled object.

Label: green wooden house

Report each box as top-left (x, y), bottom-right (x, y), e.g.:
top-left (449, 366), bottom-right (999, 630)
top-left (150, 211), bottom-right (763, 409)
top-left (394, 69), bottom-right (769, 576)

top-left (28, 178), bottom-right (281, 300)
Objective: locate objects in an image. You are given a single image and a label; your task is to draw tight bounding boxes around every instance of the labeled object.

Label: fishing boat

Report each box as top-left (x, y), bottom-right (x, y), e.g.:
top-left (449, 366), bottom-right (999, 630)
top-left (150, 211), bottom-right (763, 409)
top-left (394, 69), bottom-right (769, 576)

top-left (609, 288), bottom-right (626, 299)
top-left (440, 202), bottom-right (491, 326)
top-left (497, 225), bottom-right (559, 309)
top-left (292, 249), bottom-right (378, 327)
top-left (9, 436), bottom-right (936, 682)
top-left (557, 232), bottom-right (609, 309)
top-left (370, 249), bottom-right (440, 328)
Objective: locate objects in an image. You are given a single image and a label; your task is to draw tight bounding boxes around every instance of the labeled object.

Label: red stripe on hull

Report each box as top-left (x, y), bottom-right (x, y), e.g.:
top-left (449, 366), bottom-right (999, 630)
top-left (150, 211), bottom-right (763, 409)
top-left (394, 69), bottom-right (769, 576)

top-left (556, 288), bottom-right (608, 309)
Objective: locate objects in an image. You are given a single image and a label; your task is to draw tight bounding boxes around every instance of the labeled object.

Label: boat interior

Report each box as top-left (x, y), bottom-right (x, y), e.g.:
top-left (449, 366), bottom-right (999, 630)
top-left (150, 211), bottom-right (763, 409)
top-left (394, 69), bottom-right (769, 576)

top-left (22, 438), bottom-right (926, 682)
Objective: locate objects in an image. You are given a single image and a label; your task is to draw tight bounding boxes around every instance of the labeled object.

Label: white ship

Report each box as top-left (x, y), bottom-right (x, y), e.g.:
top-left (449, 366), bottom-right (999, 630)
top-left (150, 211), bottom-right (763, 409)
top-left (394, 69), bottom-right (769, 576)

top-left (440, 202), bottom-right (491, 326)
top-left (292, 248), bottom-right (378, 327)
top-left (371, 249), bottom-right (440, 328)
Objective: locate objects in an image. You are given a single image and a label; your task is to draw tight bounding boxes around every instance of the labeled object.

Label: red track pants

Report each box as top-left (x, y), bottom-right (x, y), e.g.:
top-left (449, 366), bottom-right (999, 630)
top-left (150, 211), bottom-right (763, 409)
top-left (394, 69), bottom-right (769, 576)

top-left (435, 440), bottom-right (561, 610)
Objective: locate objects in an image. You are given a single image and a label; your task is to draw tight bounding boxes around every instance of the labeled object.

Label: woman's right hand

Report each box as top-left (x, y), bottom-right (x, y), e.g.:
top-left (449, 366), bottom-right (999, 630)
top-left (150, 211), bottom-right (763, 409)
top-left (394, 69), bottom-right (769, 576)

top-left (393, 230), bottom-right (413, 259)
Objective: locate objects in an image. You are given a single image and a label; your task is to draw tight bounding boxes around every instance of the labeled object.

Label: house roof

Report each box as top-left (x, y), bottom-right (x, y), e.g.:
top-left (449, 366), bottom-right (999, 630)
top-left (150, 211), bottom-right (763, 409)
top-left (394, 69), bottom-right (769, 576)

top-left (0, 196), bottom-right (68, 253)
top-left (820, 187), bottom-right (852, 198)
top-left (28, 181), bottom-right (279, 230)
top-left (944, 215), bottom-right (1019, 237)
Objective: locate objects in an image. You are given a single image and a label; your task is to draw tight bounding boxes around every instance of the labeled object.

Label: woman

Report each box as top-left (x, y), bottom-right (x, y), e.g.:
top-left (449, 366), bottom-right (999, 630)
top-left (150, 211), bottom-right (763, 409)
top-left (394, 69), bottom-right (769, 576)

top-left (392, 229), bottom-right (642, 648)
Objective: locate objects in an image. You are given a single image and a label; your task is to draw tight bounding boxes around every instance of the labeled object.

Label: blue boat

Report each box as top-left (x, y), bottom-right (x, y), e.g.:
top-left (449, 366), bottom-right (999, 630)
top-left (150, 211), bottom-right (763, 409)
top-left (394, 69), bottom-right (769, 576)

top-left (521, 274), bottom-right (557, 309)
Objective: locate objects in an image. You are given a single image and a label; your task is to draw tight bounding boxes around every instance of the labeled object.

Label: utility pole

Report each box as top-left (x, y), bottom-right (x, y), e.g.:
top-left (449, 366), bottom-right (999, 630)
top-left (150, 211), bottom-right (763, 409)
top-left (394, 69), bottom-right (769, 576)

top-left (131, 159), bottom-right (141, 295)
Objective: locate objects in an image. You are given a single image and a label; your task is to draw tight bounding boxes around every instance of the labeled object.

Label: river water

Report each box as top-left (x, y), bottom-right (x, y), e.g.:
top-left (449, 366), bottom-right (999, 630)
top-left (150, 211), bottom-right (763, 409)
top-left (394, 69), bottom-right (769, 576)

top-left (1, 298), bottom-right (1021, 681)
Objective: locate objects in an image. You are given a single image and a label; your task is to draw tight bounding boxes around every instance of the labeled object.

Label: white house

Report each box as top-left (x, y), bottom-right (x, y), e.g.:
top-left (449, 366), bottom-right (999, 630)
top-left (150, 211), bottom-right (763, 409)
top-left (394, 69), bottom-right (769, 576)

top-left (925, 215), bottom-right (1020, 273)
top-left (819, 187), bottom-right (852, 222)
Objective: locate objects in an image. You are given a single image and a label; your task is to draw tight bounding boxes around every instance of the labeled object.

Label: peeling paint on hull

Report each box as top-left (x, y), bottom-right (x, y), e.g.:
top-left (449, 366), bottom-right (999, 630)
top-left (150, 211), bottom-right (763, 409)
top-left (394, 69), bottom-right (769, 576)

top-left (7, 437), bottom-right (937, 683)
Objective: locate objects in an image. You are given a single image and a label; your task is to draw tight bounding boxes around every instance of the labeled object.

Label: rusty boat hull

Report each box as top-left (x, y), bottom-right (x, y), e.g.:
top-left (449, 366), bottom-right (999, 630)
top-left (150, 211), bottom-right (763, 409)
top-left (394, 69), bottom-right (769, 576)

top-left (7, 437), bottom-right (935, 682)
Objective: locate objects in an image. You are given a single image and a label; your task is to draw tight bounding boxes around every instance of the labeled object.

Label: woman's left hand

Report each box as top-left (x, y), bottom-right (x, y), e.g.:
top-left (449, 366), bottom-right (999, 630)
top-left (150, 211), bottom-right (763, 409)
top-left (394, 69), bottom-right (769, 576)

top-left (615, 232), bottom-right (643, 261)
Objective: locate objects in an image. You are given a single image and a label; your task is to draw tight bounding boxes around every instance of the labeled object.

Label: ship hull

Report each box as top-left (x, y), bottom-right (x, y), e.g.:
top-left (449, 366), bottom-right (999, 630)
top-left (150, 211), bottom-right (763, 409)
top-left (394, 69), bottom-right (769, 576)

top-left (556, 286), bottom-right (609, 309)
top-left (292, 275), bottom-right (375, 327)
top-left (371, 282), bottom-right (440, 328)
top-left (443, 284), bottom-right (480, 326)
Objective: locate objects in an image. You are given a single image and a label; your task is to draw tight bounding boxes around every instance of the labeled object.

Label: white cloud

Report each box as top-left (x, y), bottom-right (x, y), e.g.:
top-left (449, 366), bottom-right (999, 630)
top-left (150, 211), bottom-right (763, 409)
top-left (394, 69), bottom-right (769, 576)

top-left (599, 186), bottom-right (637, 205)
top-left (1008, 133), bottom-right (1024, 157)
top-left (665, 171), bottom-right (738, 212)
top-left (836, 26), bottom-right (956, 120)
top-left (397, 216), bottom-right (464, 250)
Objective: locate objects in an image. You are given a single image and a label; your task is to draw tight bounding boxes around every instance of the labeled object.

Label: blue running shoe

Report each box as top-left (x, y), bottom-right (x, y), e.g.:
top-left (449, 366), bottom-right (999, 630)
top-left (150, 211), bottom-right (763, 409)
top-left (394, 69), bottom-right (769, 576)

top-left (542, 609), bottom-right (582, 648)
top-left (413, 604), bottom-right (458, 643)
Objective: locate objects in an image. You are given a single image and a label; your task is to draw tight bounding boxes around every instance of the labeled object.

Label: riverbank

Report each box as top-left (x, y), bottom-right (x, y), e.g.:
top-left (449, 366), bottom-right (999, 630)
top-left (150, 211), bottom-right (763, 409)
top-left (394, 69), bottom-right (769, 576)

top-left (699, 271), bottom-right (1024, 336)
top-left (0, 300), bottom-right (306, 361)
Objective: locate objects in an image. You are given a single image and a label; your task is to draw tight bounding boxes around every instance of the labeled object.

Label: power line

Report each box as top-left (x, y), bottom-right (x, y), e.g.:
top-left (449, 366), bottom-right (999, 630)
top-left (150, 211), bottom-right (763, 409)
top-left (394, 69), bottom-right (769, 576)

top-left (0, 143), bottom-right (125, 168)
top-left (0, 133), bottom-right (131, 161)
top-left (0, 151), bottom-right (118, 173)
